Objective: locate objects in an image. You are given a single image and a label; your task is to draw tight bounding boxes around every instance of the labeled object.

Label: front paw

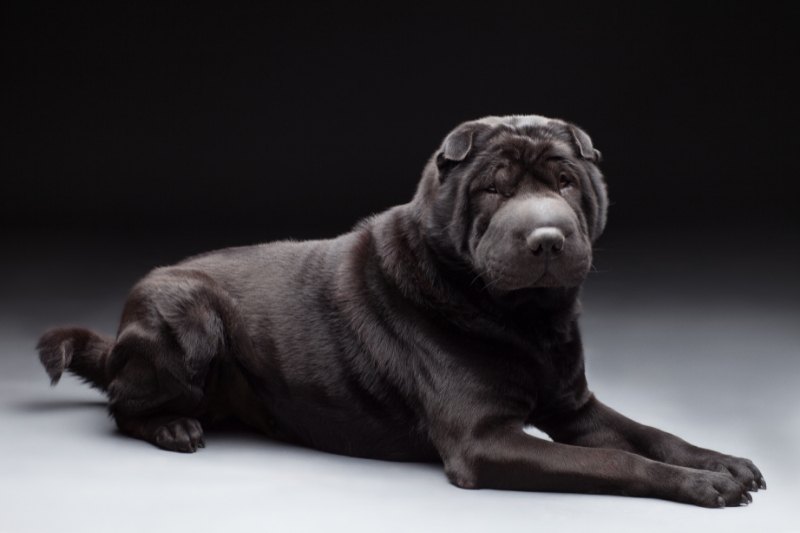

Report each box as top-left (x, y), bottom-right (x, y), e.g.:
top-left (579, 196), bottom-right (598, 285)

top-left (674, 468), bottom-right (752, 508)
top-left (695, 454), bottom-right (766, 492)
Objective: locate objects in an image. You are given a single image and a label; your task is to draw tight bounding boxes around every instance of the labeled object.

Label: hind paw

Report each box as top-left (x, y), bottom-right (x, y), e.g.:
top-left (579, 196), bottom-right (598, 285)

top-left (154, 417), bottom-right (205, 453)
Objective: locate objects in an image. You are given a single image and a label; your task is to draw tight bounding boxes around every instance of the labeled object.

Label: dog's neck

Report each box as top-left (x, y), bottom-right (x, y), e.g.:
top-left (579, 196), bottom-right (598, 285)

top-left (368, 205), bottom-right (580, 346)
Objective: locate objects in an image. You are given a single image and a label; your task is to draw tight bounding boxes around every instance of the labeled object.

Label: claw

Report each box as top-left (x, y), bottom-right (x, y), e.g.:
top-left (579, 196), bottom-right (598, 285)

top-left (759, 479), bottom-right (767, 490)
top-left (717, 496), bottom-right (726, 508)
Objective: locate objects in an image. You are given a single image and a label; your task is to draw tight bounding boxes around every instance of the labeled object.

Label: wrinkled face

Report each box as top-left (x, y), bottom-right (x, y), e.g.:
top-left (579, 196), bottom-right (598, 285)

top-left (416, 115), bottom-right (608, 293)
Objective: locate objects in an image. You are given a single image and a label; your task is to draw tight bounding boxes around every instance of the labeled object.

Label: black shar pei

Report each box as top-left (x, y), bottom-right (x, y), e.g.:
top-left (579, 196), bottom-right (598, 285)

top-left (38, 115), bottom-right (764, 507)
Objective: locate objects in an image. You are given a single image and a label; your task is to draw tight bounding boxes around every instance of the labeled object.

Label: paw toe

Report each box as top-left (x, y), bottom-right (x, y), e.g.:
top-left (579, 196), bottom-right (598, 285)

top-left (153, 418), bottom-right (204, 453)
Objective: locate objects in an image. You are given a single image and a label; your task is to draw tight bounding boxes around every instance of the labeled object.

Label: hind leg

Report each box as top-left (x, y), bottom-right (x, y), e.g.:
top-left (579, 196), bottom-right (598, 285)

top-left (106, 270), bottom-right (228, 452)
top-left (107, 328), bottom-right (213, 452)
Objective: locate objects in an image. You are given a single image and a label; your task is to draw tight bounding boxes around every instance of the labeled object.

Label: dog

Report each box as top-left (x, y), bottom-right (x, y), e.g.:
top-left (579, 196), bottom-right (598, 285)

top-left (37, 115), bottom-right (764, 507)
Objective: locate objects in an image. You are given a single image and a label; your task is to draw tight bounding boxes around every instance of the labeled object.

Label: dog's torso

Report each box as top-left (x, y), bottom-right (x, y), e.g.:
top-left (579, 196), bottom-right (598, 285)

top-left (129, 205), bottom-right (587, 460)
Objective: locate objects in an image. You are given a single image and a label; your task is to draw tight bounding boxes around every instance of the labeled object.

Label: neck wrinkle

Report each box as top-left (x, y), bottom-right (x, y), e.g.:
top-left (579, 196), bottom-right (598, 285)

top-left (371, 206), bottom-right (507, 327)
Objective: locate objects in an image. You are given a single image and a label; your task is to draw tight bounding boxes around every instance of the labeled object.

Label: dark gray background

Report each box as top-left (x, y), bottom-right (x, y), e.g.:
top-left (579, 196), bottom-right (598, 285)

top-left (3, 2), bottom-right (798, 239)
top-left (1, 2), bottom-right (798, 532)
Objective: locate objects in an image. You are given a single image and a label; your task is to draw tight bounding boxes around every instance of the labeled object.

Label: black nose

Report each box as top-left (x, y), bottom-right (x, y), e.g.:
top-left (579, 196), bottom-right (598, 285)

top-left (526, 227), bottom-right (565, 256)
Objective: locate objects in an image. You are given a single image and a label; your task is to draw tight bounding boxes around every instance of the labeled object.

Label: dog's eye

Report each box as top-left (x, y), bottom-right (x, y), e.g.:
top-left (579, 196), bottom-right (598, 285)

top-left (558, 174), bottom-right (573, 190)
top-left (485, 185), bottom-right (498, 194)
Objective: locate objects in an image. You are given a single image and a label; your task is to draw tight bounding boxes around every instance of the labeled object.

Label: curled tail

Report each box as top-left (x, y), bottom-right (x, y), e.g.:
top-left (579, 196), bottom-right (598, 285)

top-left (37, 327), bottom-right (114, 391)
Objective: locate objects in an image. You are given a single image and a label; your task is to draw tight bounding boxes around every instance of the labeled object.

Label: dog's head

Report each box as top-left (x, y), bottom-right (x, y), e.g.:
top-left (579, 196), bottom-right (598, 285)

top-left (414, 115), bottom-right (608, 293)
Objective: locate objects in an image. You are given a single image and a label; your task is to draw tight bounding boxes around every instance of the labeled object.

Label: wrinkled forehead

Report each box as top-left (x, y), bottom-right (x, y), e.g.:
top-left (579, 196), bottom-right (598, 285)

top-left (473, 114), bottom-right (558, 129)
top-left (477, 115), bottom-right (575, 160)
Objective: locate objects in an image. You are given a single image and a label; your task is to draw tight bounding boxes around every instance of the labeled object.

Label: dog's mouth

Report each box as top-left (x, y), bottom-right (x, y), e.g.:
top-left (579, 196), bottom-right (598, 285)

top-left (529, 268), bottom-right (564, 288)
top-left (479, 254), bottom-right (591, 293)
top-left (481, 260), bottom-right (558, 292)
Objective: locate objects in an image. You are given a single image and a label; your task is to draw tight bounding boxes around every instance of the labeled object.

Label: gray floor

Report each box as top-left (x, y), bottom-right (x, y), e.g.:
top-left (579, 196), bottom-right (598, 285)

top-left (1, 232), bottom-right (798, 532)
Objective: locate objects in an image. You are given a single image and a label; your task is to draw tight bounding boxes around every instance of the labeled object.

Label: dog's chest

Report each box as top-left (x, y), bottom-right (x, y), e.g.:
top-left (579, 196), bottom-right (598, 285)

top-left (438, 326), bottom-right (584, 414)
top-left (498, 345), bottom-right (580, 405)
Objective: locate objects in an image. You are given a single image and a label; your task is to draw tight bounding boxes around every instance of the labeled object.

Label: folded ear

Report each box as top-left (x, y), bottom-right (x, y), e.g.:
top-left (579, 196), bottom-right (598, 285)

top-left (567, 124), bottom-right (602, 163)
top-left (436, 123), bottom-right (479, 169)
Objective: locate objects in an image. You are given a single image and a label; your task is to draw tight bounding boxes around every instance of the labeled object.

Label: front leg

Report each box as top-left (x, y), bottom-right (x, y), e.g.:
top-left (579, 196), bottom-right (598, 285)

top-left (436, 424), bottom-right (752, 507)
top-left (534, 395), bottom-right (766, 491)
